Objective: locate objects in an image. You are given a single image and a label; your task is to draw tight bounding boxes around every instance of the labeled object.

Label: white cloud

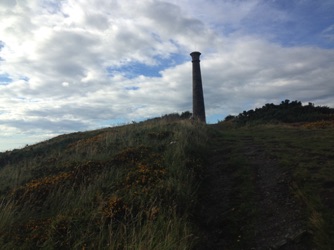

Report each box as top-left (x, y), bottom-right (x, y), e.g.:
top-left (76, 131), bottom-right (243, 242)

top-left (0, 0), bottom-right (334, 151)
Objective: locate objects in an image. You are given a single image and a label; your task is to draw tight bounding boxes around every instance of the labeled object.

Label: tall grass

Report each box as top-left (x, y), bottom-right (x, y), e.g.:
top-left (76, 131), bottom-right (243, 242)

top-left (0, 119), bottom-right (208, 249)
top-left (233, 124), bottom-right (334, 249)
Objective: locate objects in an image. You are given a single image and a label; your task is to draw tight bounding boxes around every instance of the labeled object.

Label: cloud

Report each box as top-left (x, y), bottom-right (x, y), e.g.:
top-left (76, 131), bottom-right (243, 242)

top-left (212, 38), bottom-right (334, 111)
top-left (0, 0), bottom-right (334, 151)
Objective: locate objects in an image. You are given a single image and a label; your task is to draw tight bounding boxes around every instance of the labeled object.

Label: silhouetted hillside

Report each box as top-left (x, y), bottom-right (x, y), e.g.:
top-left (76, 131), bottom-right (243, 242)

top-left (230, 100), bottom-right (334, 125)
top-left (1, 108), bottom-right (334, 249)
top-left (0, 114), bottom-right (205, 249)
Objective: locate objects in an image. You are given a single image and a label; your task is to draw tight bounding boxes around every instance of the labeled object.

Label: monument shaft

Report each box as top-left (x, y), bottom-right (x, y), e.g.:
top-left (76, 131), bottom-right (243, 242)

top-left (190, 51), bottom-right (206, 123)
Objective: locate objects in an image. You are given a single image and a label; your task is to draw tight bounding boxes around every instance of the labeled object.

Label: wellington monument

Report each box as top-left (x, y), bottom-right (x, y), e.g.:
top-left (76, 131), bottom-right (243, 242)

top-left (190, 51), bottom-right (206, 123)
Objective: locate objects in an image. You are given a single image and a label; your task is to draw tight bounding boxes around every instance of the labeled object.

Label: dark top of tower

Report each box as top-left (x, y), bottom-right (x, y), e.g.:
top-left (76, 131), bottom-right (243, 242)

top-left (190, 51), bottom-right (201, 62)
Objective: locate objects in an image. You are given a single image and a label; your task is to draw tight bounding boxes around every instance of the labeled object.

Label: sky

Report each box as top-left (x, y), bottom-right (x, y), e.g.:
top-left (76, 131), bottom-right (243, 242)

top-left (1, 0), bottom-right (334, 152)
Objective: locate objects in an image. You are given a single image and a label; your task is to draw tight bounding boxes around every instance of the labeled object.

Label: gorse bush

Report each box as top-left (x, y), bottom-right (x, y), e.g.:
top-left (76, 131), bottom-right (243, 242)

top-left (0, 118), bottom-right (208, 249)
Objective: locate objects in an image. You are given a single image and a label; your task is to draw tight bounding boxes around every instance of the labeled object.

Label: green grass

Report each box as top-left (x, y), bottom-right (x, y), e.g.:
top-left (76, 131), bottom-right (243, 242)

top-left (215, 121), bottom-right (334, 249)
top-left (0, 119), bottom-right (208, 249)
top-left (203, 125), bottom-right (258, 249)
top-left (253, 125), bottom-right (334, 249)
top-left (1, 118), bottom-right (334, 249)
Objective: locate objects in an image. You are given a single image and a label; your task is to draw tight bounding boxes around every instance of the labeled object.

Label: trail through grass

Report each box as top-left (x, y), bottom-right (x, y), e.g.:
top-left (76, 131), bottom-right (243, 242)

top-left (1, 119), bottom-right (334, 249)
top-left (196, 123), bottom-right (334, 249)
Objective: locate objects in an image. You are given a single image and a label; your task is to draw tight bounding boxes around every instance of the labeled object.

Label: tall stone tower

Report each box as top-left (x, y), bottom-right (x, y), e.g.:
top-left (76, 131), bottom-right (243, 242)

top-left (190, 51), bottom-right (206, 123)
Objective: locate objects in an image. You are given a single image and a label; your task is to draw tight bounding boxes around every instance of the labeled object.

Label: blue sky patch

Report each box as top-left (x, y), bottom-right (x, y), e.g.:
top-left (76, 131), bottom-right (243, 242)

top-left (108, 53), bottom-right (187, 79)
top-left (125, 86), bottom-right (140, 91)
top-left (0, 74), bottom-right (12, 85)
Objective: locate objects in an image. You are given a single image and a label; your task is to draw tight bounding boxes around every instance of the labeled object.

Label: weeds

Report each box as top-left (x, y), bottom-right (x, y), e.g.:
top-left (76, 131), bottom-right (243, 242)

top-left (3, 115), bottom-right (333, 249)
top-left (0, 119), bottom-right (207, 249)
top-left (238, 124), bottom-right (334, 249)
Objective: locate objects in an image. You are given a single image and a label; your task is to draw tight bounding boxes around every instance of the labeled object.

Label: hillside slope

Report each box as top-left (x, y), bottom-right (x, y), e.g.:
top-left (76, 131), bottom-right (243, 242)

top-left (196, 122), bottom-right (334, 249)
top-left (1, 116), bottom-right (334, 249)
top-left (0, 119), bottom-right (207, 249)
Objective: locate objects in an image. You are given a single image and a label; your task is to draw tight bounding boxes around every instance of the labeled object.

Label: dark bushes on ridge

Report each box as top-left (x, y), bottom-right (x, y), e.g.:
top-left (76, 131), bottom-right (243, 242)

top-left (231, 100), bottom-right (334, 125)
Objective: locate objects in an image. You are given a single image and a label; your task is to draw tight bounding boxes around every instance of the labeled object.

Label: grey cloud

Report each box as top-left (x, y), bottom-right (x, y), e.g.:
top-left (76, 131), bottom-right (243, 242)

top-left (1, 117), bottom-right (90, 134)
top-left (36, 29), bottom-right (100, 67)
top-left (1, 0), bottom-right (334, 151)
top-left (0, 0), bottom-right (17, 8)
top-left (84, 13), bottom-right (109, 30)
top-left (200, 40), bottom-right (334, 115)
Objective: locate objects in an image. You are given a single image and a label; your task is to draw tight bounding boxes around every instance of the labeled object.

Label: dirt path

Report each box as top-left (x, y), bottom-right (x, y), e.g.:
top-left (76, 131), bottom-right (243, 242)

top-left (196, 126), bottom-right (311, 249)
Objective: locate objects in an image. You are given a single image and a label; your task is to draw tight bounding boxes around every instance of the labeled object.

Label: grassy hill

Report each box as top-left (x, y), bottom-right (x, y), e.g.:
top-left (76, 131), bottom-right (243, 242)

top-left (1, 104), bottom-right (334, 249)
top-left (0, 118), bottom-right (207, 249)
top-left (203, 121), bottom-right (334, 249)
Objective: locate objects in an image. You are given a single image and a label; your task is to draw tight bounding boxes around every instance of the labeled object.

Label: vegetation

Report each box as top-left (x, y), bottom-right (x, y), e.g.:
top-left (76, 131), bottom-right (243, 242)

top-left (230, 99), bottom-right (334, 125)
top-left (1, 102), bottom-right (334, 249)
top-left (215, 101), bottom-right (334, 249)
top-left (211, 122), bottom-right (334, 249)
top-left (0, 115), bottom-right (208, 249)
